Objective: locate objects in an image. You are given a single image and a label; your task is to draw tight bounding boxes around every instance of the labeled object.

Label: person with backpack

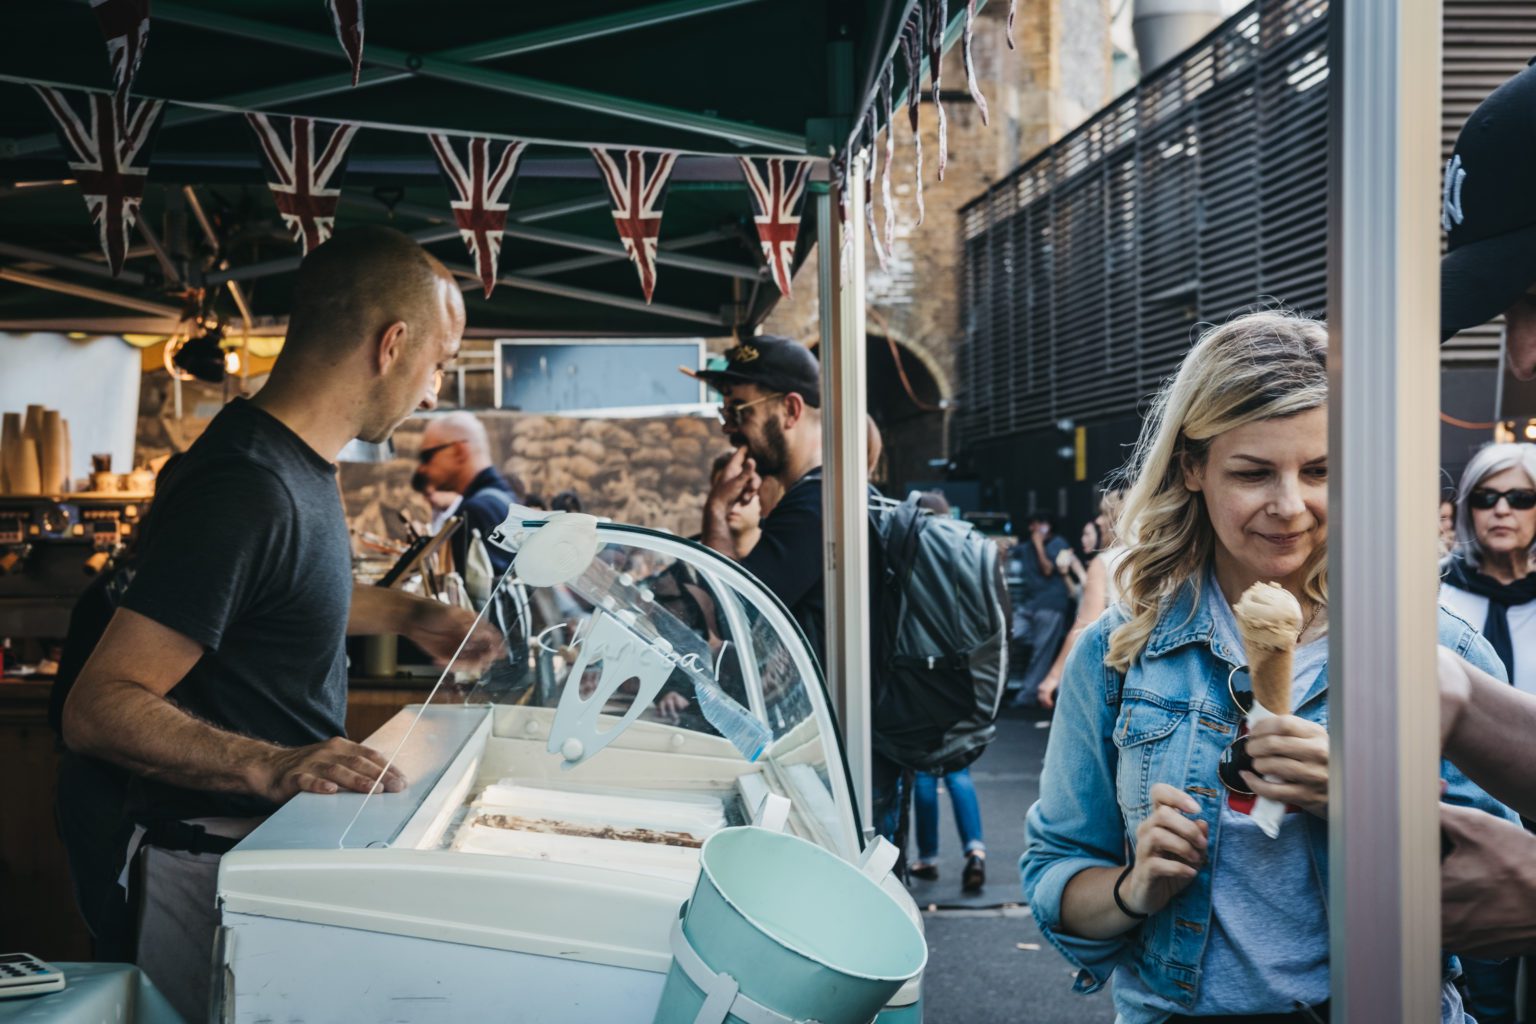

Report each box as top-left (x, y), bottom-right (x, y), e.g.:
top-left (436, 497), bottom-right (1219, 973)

top-left (689, 338), bottom-right (1009, 865)
top-left (1023, 310), bottom-right (1514, 1022)
top-left (905, 490), bottom-right (990, 893)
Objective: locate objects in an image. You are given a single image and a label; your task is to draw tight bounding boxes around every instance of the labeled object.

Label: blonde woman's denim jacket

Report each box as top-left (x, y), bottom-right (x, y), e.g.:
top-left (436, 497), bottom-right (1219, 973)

top-left (1021, 584), bottom-right (1515, 1018)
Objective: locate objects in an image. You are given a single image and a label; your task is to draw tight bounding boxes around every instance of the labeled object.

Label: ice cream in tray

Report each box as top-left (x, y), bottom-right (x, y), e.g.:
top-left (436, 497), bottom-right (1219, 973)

top-left (450, 780), bottom-right (730, 880)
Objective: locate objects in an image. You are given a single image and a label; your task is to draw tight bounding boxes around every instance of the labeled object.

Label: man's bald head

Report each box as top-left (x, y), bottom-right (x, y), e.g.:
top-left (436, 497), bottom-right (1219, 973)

top-left (423, 412), bottom-right (490, 460)
top-left (282, 225), bottom-right (456, 368)
top-left (416, 411), bottom-right (493, 494)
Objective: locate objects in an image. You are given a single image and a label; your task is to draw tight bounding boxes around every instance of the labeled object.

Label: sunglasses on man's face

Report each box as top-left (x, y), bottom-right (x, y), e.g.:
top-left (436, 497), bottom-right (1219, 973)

top-left (715, 392), bottom-right (781, 427)
top-left (417, 440), bottom-right (462, 464)
top-left (1468, 488), bottom-right (1536, 511)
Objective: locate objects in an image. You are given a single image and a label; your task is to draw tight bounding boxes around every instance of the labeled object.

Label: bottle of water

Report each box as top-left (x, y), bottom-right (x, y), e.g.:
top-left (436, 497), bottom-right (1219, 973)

top-left (692, 674), bottom-right (770, 762)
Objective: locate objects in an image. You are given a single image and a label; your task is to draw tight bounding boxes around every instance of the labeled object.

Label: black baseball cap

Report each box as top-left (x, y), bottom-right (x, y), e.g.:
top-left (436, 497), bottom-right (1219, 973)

top-left (683, 334), bottom-right (822, 407)
top-left (1441, 59), bottom-right (1536, 341)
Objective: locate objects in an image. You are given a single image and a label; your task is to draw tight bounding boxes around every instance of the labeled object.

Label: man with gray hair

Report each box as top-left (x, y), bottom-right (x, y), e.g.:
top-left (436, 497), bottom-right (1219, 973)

top-left (411, 411), bottom-right (518, 578)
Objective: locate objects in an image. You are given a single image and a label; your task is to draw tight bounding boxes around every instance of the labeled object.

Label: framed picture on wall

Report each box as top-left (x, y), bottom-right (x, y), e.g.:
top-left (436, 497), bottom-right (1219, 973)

top-left (494, 339), bottom-right (708, 417)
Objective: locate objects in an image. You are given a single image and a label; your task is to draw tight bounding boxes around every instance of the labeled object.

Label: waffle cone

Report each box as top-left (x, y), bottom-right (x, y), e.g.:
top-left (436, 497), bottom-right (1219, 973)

top-left (1234, 581), bottom-right (1302, 715)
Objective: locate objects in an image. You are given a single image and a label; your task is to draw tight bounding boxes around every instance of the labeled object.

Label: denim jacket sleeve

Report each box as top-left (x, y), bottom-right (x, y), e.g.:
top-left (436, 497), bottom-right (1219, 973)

top-left (1437, 611), bottom-right (1520, 824)
top-left (1022, 614), bottom-right (1129, 992)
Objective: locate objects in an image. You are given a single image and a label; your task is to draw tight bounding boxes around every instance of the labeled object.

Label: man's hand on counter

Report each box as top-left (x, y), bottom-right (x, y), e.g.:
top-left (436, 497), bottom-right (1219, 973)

top-left (406, 600), bottom-right (503, 670)
top-left (248, 737), bottom-right (407, 803)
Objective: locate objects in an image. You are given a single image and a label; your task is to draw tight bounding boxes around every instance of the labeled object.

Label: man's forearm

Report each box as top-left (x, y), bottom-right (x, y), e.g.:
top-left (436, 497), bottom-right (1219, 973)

top-left (348, 583), bottom-right (430, 636)
top-left (700, 504), bottom-right (738, 560)
top-left (65, 677), bottom-right (276, 795)
top-left (1446, 656), bottom-right (1536, 819)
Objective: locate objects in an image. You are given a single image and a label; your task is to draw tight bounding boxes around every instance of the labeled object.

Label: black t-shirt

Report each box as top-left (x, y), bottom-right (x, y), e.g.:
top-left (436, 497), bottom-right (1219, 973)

top-left (741, 468), bottom-right (828, 667)
top-left (119, 398), bottom-right (353, 821)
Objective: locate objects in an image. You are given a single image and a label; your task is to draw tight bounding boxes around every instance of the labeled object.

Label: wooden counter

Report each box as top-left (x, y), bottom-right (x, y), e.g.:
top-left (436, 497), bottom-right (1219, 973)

top-left (0, 675), bottom-right (436, 961)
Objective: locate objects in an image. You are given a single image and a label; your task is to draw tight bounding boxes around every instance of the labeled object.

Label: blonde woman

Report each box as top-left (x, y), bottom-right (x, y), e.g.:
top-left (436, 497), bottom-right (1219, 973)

top-left (1023, 310), bottom-right (1512, 1022)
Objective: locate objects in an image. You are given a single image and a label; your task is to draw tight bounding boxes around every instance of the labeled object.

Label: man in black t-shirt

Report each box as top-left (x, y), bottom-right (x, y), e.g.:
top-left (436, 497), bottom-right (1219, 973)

top-left (688, 336), bottom-right (829, 665)
top-left (62, 227), bottom-right (498, 1022)
top-left (687, 339), bottom-right (910, 849)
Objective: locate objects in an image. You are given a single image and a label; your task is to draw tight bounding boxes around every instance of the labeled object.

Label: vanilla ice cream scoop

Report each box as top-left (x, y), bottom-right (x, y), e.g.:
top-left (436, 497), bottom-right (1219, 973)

top-left (1234, 581), bottom-right (1302, 716)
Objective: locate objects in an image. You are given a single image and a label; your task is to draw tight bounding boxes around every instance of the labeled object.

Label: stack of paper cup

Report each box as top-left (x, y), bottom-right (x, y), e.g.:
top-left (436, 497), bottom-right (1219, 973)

top-left (40, 409), bottom-right (65, 494)
top-left (0, 412), bottom-right (18, 494)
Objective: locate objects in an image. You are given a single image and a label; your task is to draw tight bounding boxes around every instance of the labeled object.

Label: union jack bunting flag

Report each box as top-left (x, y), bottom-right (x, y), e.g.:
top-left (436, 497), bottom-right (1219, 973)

top-left (591, 148), bottom-right (677, 304)
top-left (737, 157), bottom-right (813, 297)
top-left (90, 0), bottom-right (150, 117)
top-left (32, 86), bottom-right (163, 277)
top-left (246, 113), bottom-right (359, 254)
top-left (326, 0), bottom-right (365, 87)
top-left (428, 134), bottom-right (527, 297)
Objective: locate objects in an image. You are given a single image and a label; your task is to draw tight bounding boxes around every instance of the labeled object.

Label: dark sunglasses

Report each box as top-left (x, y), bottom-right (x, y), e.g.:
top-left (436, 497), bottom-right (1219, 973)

top-left (417, 440), bottom-right (462, 464)
top-left (1468, 488), bottom-right (1536, 511)
top-left (1218, 665), bottom-right (1257, 797)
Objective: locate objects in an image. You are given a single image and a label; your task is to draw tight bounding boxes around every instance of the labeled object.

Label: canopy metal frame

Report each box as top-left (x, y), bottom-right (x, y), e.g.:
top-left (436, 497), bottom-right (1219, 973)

top-left (1327, 0), bottom-right (1445, 1018)
top-left (144, 1), bottom-right (810, 155)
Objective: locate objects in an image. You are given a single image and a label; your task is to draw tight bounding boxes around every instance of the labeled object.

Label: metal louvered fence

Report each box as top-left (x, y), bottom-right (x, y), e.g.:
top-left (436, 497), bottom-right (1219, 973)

top-left (957, 0), bottom-right (1536, 449)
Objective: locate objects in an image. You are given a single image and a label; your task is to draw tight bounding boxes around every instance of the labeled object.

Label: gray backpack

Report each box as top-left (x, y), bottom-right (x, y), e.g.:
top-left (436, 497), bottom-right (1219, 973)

top-left (869, 493), bottom-right (1011, 774)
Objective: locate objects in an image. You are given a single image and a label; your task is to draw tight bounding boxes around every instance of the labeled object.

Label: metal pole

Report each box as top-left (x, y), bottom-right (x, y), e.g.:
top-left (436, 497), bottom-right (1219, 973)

top-left (1326, 0), bottom-right (1442, 1018)
top-left (819, 164), bottom-right (872, 826)
top-left (0, 267), bottom-right (181, 318)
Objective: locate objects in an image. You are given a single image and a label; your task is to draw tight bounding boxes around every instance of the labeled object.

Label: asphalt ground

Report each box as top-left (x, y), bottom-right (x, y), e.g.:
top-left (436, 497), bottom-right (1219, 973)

top-left (913, 705), bottom-right (1117, 1024)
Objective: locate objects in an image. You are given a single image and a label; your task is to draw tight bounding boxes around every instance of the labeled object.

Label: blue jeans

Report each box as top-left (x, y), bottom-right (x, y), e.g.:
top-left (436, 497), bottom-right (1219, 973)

top-left (913, 768), bottom-right (985, 861)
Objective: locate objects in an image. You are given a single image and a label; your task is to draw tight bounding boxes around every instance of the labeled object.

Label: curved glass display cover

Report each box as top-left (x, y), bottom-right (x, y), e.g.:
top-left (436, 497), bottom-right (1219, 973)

top-left (341, 516), bottom-right (858, 868)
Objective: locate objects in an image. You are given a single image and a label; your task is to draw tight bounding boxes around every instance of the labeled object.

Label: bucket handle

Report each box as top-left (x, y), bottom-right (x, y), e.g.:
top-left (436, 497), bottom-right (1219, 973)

top-left (752, 792), bottom-right (792, 833)
top-left (859, 836), bottom-right (900, 884)
top-left (669, 910), bottom-right (826, 1024)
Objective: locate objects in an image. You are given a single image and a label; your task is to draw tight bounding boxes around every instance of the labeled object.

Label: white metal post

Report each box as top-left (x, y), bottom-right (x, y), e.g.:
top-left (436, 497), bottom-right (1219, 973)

top-left (818, 156), bottom-right (873, 826)
top-left (1327, 0), bottom-right (1443, 1019)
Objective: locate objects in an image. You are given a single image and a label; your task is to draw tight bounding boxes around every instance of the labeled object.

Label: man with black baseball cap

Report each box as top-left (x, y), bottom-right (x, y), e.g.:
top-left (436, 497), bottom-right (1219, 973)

top-left (685, 335), bottom-right (832, 663)
top-left (1439, 58), bottom-right (1536, 1020)
top-left (1441, 58), bottom-right (1536, 379)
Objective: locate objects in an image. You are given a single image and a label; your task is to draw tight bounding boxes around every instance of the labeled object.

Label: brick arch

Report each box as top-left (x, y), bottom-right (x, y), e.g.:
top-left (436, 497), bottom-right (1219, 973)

top-left (865, 310), bottom-right (955, 403)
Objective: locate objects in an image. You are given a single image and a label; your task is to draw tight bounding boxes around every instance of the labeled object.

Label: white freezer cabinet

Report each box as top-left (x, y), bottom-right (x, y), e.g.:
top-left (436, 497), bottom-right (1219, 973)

top-left (215, 518), bottom-right (923, 1022)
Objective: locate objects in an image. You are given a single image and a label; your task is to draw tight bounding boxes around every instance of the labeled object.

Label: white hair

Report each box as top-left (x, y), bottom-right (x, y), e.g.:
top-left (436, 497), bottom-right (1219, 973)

top-left (1453, 442), bottom-right (1536, 566)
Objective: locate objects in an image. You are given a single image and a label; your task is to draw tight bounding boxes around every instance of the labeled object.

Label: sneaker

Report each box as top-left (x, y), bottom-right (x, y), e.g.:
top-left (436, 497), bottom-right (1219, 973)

top-left (962, 853), bottom-right (986, 893)
top-left (909, 861), bottom-right (939, 881)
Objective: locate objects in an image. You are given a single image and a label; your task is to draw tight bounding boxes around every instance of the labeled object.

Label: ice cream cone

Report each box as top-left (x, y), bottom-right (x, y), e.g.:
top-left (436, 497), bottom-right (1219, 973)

top-left (1234, 581), bottom-right (1302, 716)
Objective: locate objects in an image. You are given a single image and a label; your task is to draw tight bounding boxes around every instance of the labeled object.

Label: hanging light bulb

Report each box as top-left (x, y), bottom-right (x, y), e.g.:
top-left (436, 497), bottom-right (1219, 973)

top-left (225, 349), bottom-right (242, 375)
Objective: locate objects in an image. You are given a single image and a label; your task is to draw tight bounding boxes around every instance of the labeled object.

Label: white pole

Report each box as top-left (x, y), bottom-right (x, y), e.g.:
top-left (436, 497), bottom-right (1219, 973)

top-left (1327, 0), bottom-right (1442, 1018)
top-left (818, 155), bottom-right (873, 827)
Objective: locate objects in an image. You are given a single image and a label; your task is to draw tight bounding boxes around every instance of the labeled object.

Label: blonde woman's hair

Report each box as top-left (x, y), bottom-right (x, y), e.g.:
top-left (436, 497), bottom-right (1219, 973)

top-left (1107, 310), bottom-right (1329, 672)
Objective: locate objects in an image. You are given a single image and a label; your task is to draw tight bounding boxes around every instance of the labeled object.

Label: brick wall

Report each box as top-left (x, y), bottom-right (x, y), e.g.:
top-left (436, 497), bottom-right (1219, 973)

top-left (763, 0), bottom-right (1111, 424)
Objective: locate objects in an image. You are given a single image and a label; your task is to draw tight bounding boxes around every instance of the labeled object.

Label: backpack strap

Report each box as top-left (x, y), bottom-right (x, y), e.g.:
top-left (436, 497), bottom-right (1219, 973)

top-left (872, 497), bottom-right (929, 671)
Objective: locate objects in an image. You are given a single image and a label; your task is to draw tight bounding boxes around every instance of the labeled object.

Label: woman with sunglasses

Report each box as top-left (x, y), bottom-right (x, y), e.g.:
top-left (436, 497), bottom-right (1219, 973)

top-left (1023, 310), bottom-right (1513, 1023)
top-left (1442, 444), bottom-right (1536, 696)
top-left (1439, 445), bottom-right (1536, 1024)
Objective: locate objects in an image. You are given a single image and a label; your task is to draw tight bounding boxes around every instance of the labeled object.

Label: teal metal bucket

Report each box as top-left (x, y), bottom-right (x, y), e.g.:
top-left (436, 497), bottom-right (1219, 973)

top-left (653, 827), bottom-right (928, 1024)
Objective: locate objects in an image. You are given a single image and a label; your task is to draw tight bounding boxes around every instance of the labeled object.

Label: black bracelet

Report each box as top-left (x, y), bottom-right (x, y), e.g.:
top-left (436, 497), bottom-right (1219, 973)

top-left (1113, 863), bottom-right (1148, 920)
